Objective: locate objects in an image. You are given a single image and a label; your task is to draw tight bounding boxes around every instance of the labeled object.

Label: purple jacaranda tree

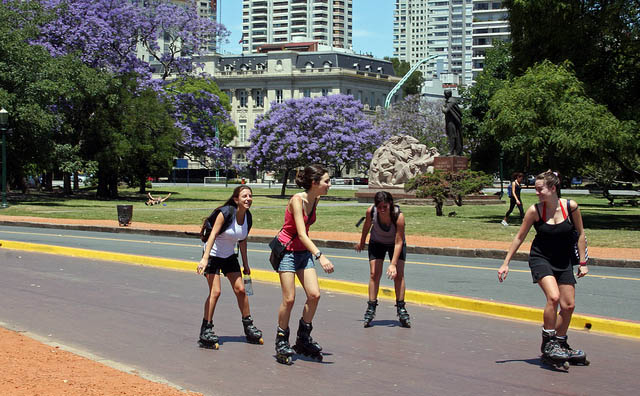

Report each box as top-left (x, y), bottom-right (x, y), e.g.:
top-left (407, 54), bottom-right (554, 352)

top-left (247, 94), bottom-right (383, 196)
top-left (375, 94), bottom-right (448, 154)
top-left (171, 90), bottom-right (232, 169)
top-left (35, 0), bottom-right (228, 80)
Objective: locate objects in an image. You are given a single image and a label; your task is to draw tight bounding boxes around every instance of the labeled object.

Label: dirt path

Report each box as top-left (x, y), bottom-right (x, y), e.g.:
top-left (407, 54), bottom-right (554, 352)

top-left (0, 327), bottom-right (202, 396)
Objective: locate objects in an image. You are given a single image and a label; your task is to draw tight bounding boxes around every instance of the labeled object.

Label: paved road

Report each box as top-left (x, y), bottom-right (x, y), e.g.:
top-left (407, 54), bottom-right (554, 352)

top-left (1, 248), bottom-right (639, 396)
top-left (1, 225), bottom-right (639, 322)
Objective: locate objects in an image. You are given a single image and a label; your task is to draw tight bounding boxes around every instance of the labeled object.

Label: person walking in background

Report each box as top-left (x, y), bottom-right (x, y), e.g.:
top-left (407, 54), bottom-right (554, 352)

top-left (273, 164), bottom-right (334, 364)
top-left (355, 191), bottom-right (410, 328)
top-left (502, 172), bottom-right (524, 226)
top-left (196, 186), bottom-right (262, 349)
top-left (498, 170), bottom-right (589, 369)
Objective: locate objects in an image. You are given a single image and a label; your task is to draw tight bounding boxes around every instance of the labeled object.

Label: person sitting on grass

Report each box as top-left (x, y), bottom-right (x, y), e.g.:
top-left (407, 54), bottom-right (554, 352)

top-left (145, 192), bottom-right (171, 206)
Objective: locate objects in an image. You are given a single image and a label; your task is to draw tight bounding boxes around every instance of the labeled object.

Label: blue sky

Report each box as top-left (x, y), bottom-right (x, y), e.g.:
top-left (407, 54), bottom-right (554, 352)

top-left (218, 0), bottom-right (395, 59)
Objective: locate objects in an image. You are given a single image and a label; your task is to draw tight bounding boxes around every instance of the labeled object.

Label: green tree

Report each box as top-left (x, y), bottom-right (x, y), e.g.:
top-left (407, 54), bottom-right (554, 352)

top-left (460, 41), bottom-right (514, 174)
top-left (484, 61), bottom-right (635, 178)
top-left (505, 0), bottom-right (640, 130)
top-left (388, 58), bottom-right (425, 96)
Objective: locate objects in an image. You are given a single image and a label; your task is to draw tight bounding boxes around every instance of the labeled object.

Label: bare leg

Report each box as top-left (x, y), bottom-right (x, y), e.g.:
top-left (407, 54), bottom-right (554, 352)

top-left (227, 272), bottom-right (249, 317)
top-left (203, 273), bottom-right (222, 322)
top-left (555, 284), bottom-right (576, 336)
top-left (393, 260), bottom-right (406, 301)
top-left (537, 276), bottom-right (560, 330)
top-left (368, 259), bottom-right (383, 301)
top-left (296, 268), bottom-right (321, 324)
top-left (277, 272), bottom-right (296, 330)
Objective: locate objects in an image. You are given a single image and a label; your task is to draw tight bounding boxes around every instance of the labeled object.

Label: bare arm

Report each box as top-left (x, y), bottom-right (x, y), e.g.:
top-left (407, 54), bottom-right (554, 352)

top-left (387, 213), bottom-right (405, 280)
top-left (197, 212), bottom-right (225, 275)
top-left (570, 200), bottom-right (589, 278)
top-left (355, 207), bottom-right (373, 252)
top-left (239, 239), bottom-right (250, 275)
top-left (498, 205), bottom-right (537, 282)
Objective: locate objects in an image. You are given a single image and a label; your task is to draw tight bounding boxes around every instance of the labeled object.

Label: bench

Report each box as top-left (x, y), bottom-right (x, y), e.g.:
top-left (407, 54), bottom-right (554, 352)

top-left (604, 189), bottom-right (640, 206)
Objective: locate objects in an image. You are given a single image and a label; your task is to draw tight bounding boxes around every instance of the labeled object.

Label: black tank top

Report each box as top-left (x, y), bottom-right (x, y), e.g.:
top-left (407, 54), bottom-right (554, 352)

top-left (529, 201), bottom-right (575, 270)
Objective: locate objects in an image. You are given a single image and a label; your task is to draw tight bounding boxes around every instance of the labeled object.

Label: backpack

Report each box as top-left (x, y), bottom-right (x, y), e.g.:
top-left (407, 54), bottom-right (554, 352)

top-left (507, 182), bottom-right (512, 198)
top-left (565, 200), bottom-right (588, 263)
top-left (371, 204), bottom-right (401, 225)
top-left (199, 205), bottom-right (253, 243)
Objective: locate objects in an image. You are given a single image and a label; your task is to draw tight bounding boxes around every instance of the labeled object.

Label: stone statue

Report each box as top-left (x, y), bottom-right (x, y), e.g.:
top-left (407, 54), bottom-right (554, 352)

top-left (442, 89), bottom-right (463, 156)
top-left (368, 136), bottom-right (439, 188)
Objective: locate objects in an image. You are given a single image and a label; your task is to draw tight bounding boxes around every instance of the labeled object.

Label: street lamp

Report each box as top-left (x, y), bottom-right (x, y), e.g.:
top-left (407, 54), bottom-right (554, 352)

top-left (0, 108), bottom-right (8, 208)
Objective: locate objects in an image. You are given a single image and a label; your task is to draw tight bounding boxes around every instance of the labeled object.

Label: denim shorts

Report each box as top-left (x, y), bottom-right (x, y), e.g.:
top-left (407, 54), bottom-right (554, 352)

top-left (278, 251), bottom-right (315, 272)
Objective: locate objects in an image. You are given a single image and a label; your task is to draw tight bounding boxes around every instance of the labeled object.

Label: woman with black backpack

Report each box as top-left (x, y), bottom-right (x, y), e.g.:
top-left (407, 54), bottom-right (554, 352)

top-left (355, 191), bottom-right (410, 328)
top-left (196, 185), bottom-right (262, 349)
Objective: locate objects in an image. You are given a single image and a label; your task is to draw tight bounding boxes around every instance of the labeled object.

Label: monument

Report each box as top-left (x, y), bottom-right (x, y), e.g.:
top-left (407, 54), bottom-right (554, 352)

top-left (434, 89), bottom-right (468, 172)
top-left (356, 135), bottom-right (439, 202)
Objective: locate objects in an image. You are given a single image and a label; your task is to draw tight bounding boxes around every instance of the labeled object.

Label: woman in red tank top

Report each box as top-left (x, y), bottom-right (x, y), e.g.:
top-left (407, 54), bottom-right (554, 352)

top-left (273, 164), bottom-right (334, 364)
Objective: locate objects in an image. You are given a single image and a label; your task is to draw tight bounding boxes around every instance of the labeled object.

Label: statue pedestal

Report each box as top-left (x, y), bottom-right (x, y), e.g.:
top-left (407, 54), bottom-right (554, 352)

top-left (355, 187), bottom-right (415, 203)
top-left (433, 156), bottom-right (468, 172)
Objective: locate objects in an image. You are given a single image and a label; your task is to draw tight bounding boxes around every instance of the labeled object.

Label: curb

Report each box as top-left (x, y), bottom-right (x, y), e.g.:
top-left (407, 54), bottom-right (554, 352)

top-left (2, 220), bottom-right (638, 268)
top-left (2, 240), bottom-right (639, 340)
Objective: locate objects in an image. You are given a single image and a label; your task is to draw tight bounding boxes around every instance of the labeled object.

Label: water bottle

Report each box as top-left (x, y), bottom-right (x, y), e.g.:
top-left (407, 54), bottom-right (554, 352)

top-left (243, 274), bottom-right (253, 296)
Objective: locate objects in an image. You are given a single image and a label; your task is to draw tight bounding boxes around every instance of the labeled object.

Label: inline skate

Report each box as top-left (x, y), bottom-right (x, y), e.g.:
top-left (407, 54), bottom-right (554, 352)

top-left (396, 300), bottom-right (411, 328)
top-left (242, 315), bottom-right (264, 344)
top-left (275, 326), bottom-right (295, 365)
top-left (557, 335), bottom-right (589, 366)
top-left (363, 300), bottom-right (378, 328)
top-left (198, 320), bottom-right (219, 350)
top-left (293, 318), bottom-right (323, 361)
top-left (540, 330), bottom-right (570, 370)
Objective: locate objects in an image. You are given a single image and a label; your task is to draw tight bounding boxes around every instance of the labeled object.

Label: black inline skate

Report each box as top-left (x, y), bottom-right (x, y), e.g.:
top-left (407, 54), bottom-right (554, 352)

top-left (275, 326), bottom-right (295, 365)
top-left (540, 330), bottom-right (570, 370)
top-left (363, 300), bottom-right (378, 328)
top-left (557, 335), bottom-right (589, 366)
top-left (396, 300), bottom-right (411, 328)
top-left (293, 318), bottom-right (323, 361)
top-left (198, 319), bottom-right (219, 350)
top-left (242, 315), bottom-right (264, 345)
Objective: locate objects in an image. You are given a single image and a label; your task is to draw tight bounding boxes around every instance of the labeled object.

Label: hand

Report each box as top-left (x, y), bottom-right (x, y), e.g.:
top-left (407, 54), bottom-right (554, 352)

top-left (386, 264), bottom-right (397, 280)
top-left (197, 257), bottom-right (208, 275)
top-left (243, 266), bottom-right (251, 276)
top-left (577, 265), bottom-right (588, 278)
top-left (355, 242), bottom-right (364, 252)
top-left (498, 263), bottom-right (509, 282)
top-left (319, 256), bottom-right (334, 274)
top-left (516, 200), bottom-right (521, 205)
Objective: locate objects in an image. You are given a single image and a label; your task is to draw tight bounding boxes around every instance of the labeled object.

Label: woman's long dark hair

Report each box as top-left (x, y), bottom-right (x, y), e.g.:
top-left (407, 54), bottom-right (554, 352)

top-left (218, 185), bottom-right (252, 210)
top-left (374, 191), bottom-right (398, 224)
top-left (295, 164), bottom-right (328, 190)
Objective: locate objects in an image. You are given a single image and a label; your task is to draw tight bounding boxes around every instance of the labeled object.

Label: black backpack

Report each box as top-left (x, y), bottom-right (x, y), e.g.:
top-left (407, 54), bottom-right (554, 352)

top-left (200, 205), bottom-right (253, 243)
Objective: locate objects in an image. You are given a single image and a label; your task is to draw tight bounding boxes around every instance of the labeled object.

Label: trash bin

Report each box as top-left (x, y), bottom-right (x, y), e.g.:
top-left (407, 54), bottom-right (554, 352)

top-left (117, 204), bottom-right (133, 226)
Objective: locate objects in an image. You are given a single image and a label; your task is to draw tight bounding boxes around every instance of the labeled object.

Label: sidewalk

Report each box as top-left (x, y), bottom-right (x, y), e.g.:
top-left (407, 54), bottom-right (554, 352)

top-left (1, 215), bottom-right (638, 267)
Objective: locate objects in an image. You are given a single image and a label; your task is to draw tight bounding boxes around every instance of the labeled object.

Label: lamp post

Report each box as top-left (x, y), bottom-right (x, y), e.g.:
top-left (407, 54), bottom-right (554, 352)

top-left (499, 150), bottom-right (504, 199)
top-left (0, 108), bottom-right (8, 208)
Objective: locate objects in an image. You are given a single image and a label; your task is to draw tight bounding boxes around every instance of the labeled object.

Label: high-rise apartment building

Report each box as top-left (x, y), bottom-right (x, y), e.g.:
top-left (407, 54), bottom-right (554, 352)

top-left (241, 0), bottom-right (353, 53)
top-left (394, 0), bottom-right (473, 87)
top-left (471, 0), bottom-right (510, 81)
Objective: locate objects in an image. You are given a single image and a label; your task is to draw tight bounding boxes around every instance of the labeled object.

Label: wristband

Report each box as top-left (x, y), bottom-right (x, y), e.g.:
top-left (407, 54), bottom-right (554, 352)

top-left (579, 261), bottom-right (588, 266)
top-left (314, 251), bottom-right (323, 260)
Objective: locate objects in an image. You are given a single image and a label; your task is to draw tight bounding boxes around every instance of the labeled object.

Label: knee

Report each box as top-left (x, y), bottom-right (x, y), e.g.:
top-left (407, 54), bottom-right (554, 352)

top-left (560, 300), bottom-right (575, 313)
top-left (546, 294), bottom-right (560, 306)
top-left (234, 285), bottom-right (246, 299)
top-left (370, 270), bottom-right (382, 282)
top-left (208, 289), bottom-right (221, 301)
top-left (307, 291), bottom-right (321, 305)
top-left (281, 295), bottom-right (295, 310)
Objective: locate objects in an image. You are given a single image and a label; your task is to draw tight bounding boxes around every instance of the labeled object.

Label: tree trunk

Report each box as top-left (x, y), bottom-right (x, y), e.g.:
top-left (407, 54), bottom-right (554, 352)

top-left (73, 172), bottom-right (79, 191)
top-left (63, 173), bottom-right (72, 195)
top-left (454, 194), bottom-right (463, 206)
top-left (280, 168), bottom-right (290, 197)
top-left (43, 173), bottom-right (53, 191)
top-left (435, 199), bottom-right (444, 216)
top-left (138, 175), bottom-right (147, 194)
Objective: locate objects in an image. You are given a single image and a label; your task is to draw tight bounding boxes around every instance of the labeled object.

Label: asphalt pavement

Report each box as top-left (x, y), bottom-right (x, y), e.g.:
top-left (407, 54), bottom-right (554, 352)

top-left (1, 248), bottom-right (639, 396)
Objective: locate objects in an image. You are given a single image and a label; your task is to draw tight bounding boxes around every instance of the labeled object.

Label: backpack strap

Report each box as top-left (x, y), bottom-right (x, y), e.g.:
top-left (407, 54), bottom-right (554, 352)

top-left (534, 203), bottom-right (543, 222)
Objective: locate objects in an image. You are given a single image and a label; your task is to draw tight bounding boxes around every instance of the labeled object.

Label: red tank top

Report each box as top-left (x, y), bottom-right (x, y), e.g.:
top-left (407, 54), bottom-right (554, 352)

top-left (278, 199), bottom-right (317, 251)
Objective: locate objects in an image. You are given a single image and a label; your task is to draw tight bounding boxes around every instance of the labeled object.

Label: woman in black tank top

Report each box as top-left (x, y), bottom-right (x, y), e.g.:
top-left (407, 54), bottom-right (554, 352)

top-left (497, 171), bottom-right (589, 367)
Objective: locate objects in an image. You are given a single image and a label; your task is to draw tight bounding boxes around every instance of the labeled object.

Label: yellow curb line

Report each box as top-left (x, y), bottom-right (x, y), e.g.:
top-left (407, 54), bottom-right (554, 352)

top-left (3, 240), bottom-right (639, 340)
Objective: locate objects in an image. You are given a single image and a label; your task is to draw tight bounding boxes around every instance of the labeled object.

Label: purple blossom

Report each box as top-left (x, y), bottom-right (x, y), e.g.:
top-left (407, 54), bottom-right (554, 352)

top-left (247, 95), bottom-right (384, 173)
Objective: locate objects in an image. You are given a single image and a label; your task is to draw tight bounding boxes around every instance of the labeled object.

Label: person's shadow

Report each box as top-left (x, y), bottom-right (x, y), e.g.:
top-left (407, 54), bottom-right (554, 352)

top-left (362, 319), bottom-right (402, 327)
top-left (496, 357), bottom-right (569, 372)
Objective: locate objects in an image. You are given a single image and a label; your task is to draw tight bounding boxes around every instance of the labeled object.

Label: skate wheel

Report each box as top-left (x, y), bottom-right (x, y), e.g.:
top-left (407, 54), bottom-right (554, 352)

top-left (214, 343), bottom-right (219, 350)
top-left (316, 354), bottom-right (323, 362)
top-left (259, 338), bottom-right (264, 345)
top-left (562, 361), bottom-right (569, 370)
top-left (584, 359), bottom-right (590, 366)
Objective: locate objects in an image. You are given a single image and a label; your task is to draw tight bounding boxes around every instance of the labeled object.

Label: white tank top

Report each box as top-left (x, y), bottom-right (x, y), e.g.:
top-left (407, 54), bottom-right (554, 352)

top-left (209, 213), bottom-right (248, 258)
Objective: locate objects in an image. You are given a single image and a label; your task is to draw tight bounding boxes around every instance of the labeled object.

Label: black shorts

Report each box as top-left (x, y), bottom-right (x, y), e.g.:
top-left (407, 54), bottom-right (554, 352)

top-left (529, 258), bottom-right (576, 285)
top-left (368, 240), bottom-right (406, 262)
top-left (204, 254), bottom-right (241, 276)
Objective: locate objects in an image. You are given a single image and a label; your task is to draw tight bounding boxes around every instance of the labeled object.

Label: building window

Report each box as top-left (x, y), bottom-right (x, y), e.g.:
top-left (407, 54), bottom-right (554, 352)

top-left (253, 89), bottom-right (263, 107)
top-left (238, 120), bottom-right (247, 142)
top-left (305, 61), bottom-right (314, 69)
top-left (238, 90), bottom-right (248, 108)
top-left (276, 89), bottom-right (284, 103)
top-left (321, 88), bottom-right (329, 96)
top-left (303, 88), bottom-right (311, 98)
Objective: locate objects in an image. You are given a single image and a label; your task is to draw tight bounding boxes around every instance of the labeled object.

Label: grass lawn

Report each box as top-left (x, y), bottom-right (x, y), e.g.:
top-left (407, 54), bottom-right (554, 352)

top-left (2, 185), bottom-right (638, 249)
